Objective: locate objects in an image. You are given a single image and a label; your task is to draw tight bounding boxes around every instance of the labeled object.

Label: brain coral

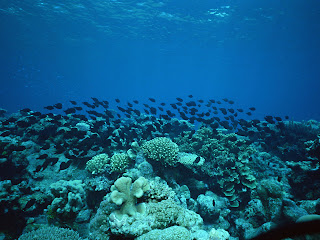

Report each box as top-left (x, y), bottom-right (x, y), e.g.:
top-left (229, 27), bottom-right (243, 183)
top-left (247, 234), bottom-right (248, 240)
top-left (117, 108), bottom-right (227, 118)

top-left (141, 137), bottom-right (179, 166)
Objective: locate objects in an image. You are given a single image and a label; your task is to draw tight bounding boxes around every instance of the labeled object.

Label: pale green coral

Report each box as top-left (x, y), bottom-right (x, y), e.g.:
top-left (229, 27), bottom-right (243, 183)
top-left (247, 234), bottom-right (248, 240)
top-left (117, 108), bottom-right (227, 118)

top-left (141, 137), bottom-right (179, 166)
top-left (110, 153), bottom-right (130, 173)
top-left (137, 226), bottom-right (191, 240)
top-left (86, 153), bottom-right (109, 174)
top-left (177, 152), bottom-right (205, 167)
top-left (147, 199), bottom-right (203, 231)
top-left (110, 176), bottom-right (150, 218)
top-left (18, 226), bottom-right (82, 240)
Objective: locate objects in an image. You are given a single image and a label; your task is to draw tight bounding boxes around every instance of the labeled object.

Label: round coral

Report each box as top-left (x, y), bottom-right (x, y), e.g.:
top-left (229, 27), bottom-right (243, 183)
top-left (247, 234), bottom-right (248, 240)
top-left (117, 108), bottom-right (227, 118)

top-left (141, 137), bottom-right (179, 166)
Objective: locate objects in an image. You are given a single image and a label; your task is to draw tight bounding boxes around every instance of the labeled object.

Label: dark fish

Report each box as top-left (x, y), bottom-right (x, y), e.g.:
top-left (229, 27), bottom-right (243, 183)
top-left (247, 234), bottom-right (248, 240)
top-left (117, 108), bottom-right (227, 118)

top-left (70, 101), bottom-right (77, 105)
top-left (246, 112), bottom-right (252, 116)
top-left (133, 100), bottom-right (139, 104)
top-left (75, 106), bottom-right (82, 111)
top-left (285, 116), bottom-right (289, 120)
top-left (176, 102), bottom-right (182, 106)
top-left (149, 98), bottom-right (156, 102)
top-left (144, 109), bottom-right (150, 114)
top-left (237, 109), bottom-right (244, 112)
top-left (186, 101), bottom-right (196, 107)
top-left (115, 99), bottom-right (120, 103)
top-left (64, 108), bottom-right (76, 114)
top-left (160, 102), bottom-right (166, 106)
top-left (217, 101), bottom-right (221, 104)
top-left (158, 107), bottom-right (164, 111)
top-left (249, 107), bottom-right (256, 111)
top-left (166, 110), bottom-right (175, 117)
top-left (209, 99), bottom-right (215, 103)
top-left (54, 103), bottom-right (63, 109)
top-left (73, 114), bottom-right (87, 121)
top-left (222, 98), bottom-right (228, 102)
top-left (252, 119), bottom-right (260, 125)
top-left (44, 106), bottom-right (54, 110)
top-left (220, 121), bottom-right (232, 130)
top-left (264, 116), bottom-right (275, 124)
top-left (32, 112), bottom-right (42, 117)
top-left (150, 107), bottom-right (157, 115)
top-left (179, 112), bottom-right (189, 120)
top-left (161, 115), bottom-right (171, 121)
top-left (133, 109), bottom-right (141, 116)
top-left (143, 104), bottom-right (150, 108)
top-left (170, 104), bottom-right (177, 110)
top-left (37, 154), bottom-right (48, 160)
top-left (117, 106), bottom-right (126, 112)
top-left (20, 108), bottom-right (32, 113)
top-left (274, 117), bottom-right (282, 121)
top-left (91, 97), bottom-right (100, 103)
top-left (194, 156), bottom-right (201, 164)
top-left (198, 100), bottom-right (204, 103)
top-left (228, 100), bottom-right (234, 104)
top-left (228, 108), bottom-right (235, 114)
top-left (127, 102), bottom-right (133, 107)
top-left (219, 108), bottom-right (227, 115)
top-left (188, 95), bottom-right (193, 98)
top-left (176, 97), bottom-right (183, 102)
top-left (82, 102), bottom-right (95, 109)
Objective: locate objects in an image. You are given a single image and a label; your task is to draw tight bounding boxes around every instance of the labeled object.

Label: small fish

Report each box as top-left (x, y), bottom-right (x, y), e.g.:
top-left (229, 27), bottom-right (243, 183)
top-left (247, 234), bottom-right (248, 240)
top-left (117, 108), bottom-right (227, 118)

top-left (188, 95), bottom-right (193, 98)
top-left (54, 103), bottom-right (63, 109)
top-left (64, 108), bottom-right (76, 114)
top-left (186, 101), bottom-right (196, 107)
top-left (149, 98), bottom-right (156, 102)
top-left (133, 100), bottom-right (139, 104)
top-left (37, 154), bottom-right (48, 160)
top-left (176, 97), bottom-right (183, 102)
top-left (44, 106), bottom-right (54, 110)
top-left (150, 107), bottom-right (157, 115)
top-left (249, 107), bottom-right (256, 111)
top-left (70, 100), bottom-right (77, 105)
top-left (20, 108), bottom-right (32, 113)
top-left (274, 117), bottom-right (282, 121)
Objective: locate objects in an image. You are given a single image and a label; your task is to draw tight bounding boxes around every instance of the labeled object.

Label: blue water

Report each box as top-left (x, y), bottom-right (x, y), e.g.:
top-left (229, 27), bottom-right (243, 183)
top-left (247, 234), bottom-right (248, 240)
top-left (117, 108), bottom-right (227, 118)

top-left (1, 0), bottom-right (320, 120)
